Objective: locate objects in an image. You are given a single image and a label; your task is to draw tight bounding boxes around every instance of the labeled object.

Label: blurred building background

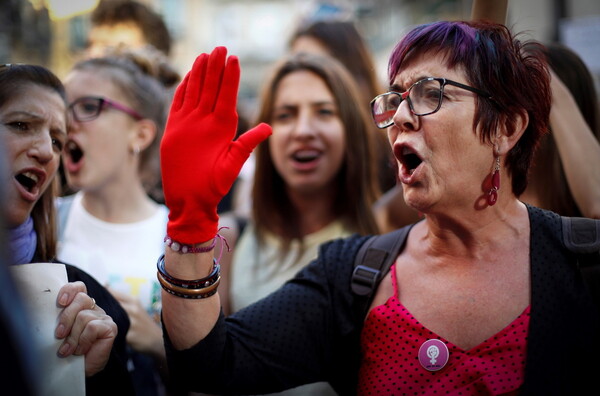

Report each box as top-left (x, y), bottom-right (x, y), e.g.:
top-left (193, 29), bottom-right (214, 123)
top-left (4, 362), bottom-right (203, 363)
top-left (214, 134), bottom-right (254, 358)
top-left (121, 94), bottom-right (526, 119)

top-left (1, 0), bottom-right (599, 121)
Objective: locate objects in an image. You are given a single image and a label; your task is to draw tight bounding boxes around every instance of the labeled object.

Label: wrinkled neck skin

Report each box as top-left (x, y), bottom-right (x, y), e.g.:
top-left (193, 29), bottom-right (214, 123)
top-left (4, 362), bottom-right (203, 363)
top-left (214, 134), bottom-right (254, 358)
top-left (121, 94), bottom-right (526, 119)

top-left (410, 191), bottom-right (529, 263)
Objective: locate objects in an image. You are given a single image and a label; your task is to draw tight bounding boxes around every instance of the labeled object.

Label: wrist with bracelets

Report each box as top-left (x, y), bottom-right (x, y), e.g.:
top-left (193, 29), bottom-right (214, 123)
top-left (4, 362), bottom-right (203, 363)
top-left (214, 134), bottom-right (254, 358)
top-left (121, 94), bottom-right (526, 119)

top-left (156, 254), bottom-right (220, 299)
top-left (164, 235), bottom-right (216, 254)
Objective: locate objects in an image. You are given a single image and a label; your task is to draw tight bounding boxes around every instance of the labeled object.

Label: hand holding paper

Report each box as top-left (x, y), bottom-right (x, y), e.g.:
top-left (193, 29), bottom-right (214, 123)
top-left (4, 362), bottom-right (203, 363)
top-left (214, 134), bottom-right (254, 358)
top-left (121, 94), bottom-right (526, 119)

top-left (55, 281), bottom-right (117, 377)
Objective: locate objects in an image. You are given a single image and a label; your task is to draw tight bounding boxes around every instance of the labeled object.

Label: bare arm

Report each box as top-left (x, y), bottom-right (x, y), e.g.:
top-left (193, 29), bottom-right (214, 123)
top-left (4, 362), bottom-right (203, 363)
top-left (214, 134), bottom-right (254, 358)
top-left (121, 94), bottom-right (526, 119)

top-left (549, 70), bottom-right (600, 218)
top-left (163, 214), bottom-right (241, 345)
top-left (161, 249), bottom-right (221, 350)
top-left (471, 0), bottom-right (508, 24)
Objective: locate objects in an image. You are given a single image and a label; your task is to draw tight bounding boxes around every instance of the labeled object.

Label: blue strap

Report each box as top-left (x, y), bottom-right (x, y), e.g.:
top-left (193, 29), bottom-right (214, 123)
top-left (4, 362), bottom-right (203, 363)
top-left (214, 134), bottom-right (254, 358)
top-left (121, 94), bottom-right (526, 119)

top-left (57, 195), bottom-right (76, 241)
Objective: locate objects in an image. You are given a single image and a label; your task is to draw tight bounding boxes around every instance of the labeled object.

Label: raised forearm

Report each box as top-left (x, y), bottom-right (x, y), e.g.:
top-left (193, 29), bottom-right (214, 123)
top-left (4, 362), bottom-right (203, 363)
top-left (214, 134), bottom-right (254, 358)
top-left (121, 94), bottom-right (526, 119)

top-left (471, 0), bottom-right (508, 24)
top-left (550, 72), bottom-right (600, 218)
top-left (161, 249), bottom-right (221, 350)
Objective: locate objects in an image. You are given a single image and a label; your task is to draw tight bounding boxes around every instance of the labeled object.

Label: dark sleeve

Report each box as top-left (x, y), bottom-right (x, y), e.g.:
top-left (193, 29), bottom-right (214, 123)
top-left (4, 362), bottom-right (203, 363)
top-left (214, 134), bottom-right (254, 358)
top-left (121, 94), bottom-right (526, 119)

top-left (164, 234), bottom-right (370, 396)
top-left (65, 264), bottom-right (135, 396)
top-left (0, 263), bottom-right (40, 396)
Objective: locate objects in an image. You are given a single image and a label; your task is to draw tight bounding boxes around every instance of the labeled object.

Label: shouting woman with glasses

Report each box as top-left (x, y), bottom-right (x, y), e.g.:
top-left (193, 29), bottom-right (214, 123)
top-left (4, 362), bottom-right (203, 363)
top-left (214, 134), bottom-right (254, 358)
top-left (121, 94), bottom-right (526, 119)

top-left (157, 20), bottom-right (599, 395)
top-left (57, 46), bottom-right (180, 396)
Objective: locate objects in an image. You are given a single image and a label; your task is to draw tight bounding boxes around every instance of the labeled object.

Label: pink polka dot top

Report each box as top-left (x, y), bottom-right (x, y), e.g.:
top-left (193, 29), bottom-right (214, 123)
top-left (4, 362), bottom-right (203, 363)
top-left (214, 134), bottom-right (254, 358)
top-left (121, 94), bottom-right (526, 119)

top-left (357, 264), bottom-right (530, 395)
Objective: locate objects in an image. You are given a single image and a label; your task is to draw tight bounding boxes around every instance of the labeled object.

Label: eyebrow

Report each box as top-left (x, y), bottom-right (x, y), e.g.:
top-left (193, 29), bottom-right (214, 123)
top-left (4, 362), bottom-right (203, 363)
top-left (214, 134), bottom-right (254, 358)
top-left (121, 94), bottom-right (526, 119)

top-left (53, 127), bottom-right (68, 139)
top-left (5, 110), bottom-right (67, 134)
top-left (4, 110), bottom-right (40, 118)
top-left (389, 75), bottom-right (431, 92)
top-left (275, 100), bottom-right (335, 108)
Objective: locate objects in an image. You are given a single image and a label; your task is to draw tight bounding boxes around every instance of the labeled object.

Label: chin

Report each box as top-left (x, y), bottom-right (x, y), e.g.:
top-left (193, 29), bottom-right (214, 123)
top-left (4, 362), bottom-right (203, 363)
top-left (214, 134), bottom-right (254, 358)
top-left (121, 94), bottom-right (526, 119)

top-left (403, 188), bottom-right (431, 213)
top-left (406, 200), bottom-right (432, 215)
top-left (6, 206), bottom-right (33, 229)
top-left (65, 176), bottom-right (84, 191)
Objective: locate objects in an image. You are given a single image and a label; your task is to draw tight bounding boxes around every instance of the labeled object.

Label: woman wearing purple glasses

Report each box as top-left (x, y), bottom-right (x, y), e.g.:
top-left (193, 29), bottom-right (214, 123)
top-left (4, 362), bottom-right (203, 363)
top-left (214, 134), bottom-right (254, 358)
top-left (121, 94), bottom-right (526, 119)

top-left (57, 46), bottom-right (180, 396)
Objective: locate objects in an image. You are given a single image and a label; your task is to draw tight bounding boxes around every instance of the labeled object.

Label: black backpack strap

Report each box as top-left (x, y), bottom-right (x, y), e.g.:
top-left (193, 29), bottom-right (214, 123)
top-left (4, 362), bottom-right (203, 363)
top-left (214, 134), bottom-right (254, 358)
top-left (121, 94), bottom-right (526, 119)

top-left (562, 216), bottom-right (600, 256)
top-left (352, 224), bottom-right (414, 300)
top-left (562, 216), bottom-right (600, 312)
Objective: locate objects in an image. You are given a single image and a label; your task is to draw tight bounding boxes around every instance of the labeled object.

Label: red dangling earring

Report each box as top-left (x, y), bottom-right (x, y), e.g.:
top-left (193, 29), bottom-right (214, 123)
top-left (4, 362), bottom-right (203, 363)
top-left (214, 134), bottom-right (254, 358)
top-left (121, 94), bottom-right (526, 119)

top-left (487, 155), bottom-right (500, 206)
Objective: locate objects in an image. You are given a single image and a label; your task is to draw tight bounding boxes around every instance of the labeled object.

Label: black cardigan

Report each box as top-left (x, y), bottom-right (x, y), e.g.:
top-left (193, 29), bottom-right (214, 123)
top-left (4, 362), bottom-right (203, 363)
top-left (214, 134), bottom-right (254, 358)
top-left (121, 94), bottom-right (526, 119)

top-left (165, 206), bottom-right (599, 395)
top-left (65, 264), bottom-right (135, 396)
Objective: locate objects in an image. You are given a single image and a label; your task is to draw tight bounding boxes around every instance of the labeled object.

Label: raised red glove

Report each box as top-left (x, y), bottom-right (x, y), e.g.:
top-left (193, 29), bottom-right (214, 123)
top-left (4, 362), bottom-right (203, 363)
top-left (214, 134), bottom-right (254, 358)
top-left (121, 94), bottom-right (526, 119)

top-left (160, 47), bottom-right (271, 244)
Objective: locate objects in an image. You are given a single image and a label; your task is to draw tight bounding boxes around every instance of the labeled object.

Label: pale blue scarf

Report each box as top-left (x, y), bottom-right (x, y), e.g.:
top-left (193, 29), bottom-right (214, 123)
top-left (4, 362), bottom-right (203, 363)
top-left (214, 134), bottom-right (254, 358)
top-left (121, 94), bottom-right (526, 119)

top-left (8, 216), bottom-right (37, 265)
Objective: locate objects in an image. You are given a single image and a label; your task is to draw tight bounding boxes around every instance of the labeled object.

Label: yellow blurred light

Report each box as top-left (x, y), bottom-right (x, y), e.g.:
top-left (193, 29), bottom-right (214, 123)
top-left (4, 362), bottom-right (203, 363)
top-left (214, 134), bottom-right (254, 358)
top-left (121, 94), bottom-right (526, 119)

top-left (45, 0), bottom-right (100, 20)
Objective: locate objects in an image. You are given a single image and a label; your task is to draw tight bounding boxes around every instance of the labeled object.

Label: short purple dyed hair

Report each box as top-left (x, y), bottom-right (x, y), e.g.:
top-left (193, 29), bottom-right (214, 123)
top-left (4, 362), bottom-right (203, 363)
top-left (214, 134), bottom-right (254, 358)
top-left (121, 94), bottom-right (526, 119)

top-left (388, 21), bottom-right (551, 196)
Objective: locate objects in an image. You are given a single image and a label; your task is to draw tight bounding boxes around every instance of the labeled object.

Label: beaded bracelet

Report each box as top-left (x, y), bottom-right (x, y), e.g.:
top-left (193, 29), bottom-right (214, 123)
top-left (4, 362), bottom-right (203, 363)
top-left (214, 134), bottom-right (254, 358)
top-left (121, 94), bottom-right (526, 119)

top-left (157, 271), bottom-right (220, 299)
top-left (156, 254), bottom-right (220, 289)
top-left (164, 235), bottom-right (216, 254)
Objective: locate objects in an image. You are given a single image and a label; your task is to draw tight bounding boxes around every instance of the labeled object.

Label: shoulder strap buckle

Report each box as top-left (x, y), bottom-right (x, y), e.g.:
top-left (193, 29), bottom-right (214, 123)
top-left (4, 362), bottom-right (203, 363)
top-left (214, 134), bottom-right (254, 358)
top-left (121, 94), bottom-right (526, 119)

top-left (351, 223), bottom-right (416, 299)
top-left (562, 217), bottom-right (600, 265)
top-left (351, 264), bottom-right (382, 296)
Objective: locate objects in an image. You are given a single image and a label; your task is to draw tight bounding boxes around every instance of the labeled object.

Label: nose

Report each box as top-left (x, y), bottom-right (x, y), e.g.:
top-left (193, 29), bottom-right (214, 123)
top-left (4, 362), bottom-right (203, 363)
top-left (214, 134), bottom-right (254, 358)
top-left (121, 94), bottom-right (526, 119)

top-left (292, 111), bottom-right (316, 140)
top-left (392, 97), bottom-right (420, 133)
top-left (29, 133), bottom-right (54, 164)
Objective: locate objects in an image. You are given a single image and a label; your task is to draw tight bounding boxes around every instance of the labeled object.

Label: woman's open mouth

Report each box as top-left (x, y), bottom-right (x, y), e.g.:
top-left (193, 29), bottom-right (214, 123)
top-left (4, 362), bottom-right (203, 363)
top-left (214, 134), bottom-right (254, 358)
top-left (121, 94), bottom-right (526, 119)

top-left (396, 145), bottom-right (423, 177)
top-left (64, 140), bottom-right (85, 173)
top-left (67, 140), bottom-right (84, 163)
top-left (291, 149), bottom-right (321, 171)
top-left (14, 169), bottom-right (45, 201)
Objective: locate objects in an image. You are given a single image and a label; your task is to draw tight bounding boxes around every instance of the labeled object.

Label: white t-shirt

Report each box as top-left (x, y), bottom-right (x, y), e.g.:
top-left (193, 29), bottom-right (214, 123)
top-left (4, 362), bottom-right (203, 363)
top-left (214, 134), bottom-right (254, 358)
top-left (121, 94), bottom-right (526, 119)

top-left (230, 220), bottom-right (351, 313)
top-left (229, 220), bottom-right (349, 396)
top-left (57, 192), bottom-right (168, 320)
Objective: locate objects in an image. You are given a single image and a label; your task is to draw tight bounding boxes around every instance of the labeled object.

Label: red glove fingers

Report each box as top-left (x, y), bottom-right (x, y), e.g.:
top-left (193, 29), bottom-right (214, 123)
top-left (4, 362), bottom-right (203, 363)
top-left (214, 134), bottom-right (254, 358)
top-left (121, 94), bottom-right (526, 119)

top-left (161, 47), bottom-right (271, 245)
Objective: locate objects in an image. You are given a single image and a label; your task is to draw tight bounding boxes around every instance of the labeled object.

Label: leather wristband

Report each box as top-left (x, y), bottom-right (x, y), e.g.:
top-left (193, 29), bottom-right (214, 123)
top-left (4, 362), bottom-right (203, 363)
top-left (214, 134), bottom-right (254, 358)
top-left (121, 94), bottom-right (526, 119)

top-left (156, 254), bottom-right (220, 289)
top-left (157, 271), bottom-right (220, 299)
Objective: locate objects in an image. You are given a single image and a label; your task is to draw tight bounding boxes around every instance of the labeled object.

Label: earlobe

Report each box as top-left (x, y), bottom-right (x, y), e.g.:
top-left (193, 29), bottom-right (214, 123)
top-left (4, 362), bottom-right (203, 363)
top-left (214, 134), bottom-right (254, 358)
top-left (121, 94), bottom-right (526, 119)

top-left (130, 119), bottom-right (157, 153)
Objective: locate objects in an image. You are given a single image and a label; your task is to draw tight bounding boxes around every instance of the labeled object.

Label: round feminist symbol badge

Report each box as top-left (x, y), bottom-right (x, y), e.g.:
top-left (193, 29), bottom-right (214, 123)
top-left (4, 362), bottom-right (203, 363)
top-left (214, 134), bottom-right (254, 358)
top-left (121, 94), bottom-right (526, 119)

top-left (418, 339), bottom-right (449, 371)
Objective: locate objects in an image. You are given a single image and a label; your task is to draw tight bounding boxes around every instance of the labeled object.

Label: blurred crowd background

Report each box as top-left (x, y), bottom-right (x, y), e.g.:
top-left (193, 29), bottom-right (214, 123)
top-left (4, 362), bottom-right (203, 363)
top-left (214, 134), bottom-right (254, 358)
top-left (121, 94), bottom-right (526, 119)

top-left (1, 0), bottom-right (599, 120)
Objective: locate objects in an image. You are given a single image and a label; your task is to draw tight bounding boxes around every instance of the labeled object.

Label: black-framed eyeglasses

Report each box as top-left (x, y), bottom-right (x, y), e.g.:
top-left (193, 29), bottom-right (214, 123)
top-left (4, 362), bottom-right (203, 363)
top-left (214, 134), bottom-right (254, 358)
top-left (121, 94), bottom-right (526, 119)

top-left (68, 96), bottom-right (143, 122)
top-left (370, 77), bottom-right (492, 129)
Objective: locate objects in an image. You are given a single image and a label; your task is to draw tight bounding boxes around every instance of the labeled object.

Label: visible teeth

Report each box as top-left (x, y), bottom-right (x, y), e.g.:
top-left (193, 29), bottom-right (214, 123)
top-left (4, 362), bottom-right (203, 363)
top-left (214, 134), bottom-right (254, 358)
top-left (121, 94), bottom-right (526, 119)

top-left (409, 169), bottom-right (415, 175)
top-left (22, 171), bottom-right (39, 183)
top-left (294, 150), bottom-right (319, 162)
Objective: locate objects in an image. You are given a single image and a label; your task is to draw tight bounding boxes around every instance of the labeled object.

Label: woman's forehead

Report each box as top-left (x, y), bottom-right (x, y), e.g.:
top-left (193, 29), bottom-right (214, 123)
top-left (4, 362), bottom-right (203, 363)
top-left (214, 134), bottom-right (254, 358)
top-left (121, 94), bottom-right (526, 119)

top-left (391, 52), bottom-right (467, 88)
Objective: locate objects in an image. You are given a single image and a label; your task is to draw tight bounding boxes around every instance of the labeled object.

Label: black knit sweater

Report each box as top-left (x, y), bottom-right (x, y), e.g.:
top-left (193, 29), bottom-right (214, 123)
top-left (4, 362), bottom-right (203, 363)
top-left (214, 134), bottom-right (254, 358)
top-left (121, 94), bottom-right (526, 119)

top-left (165, 206), bottom-right (599, 395)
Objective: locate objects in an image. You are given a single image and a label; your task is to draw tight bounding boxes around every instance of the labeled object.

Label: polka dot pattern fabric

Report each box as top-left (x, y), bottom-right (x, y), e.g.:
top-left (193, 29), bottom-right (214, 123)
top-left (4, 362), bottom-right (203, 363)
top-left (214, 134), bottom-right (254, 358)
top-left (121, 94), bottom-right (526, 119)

top-left (357, 264), bottom-right (529, 396)
top-left (163, 206), bottom-right (598, 394)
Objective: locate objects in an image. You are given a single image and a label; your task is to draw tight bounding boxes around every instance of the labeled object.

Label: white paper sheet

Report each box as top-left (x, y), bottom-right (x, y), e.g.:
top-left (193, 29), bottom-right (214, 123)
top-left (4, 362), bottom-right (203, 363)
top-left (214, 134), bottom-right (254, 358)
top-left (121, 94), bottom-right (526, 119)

top-left (10, 263), bottom-right (85, 396)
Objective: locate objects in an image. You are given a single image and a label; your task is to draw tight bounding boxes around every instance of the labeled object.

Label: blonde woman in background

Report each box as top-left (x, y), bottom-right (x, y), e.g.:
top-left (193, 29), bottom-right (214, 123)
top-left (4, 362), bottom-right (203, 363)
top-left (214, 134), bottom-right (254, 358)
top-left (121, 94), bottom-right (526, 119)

top-left (57, 46), bottom-right (180, 396)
